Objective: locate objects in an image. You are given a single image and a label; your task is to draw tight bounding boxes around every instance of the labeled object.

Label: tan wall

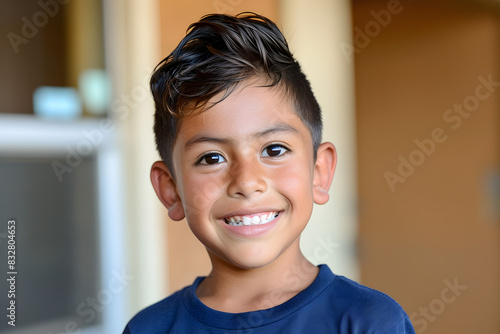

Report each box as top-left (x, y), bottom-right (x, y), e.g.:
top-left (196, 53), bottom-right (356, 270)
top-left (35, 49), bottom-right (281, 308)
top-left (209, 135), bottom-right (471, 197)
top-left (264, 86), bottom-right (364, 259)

top-left (354, 0), bottom-right (500, 332)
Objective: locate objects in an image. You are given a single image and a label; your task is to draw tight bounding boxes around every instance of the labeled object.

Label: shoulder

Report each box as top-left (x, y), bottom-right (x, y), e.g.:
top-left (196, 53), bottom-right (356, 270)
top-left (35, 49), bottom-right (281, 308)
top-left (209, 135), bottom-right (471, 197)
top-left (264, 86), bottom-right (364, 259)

top-left (123, 286), bottom-right (189, 333)
top-left (326, 273), bottom-right (415, 333)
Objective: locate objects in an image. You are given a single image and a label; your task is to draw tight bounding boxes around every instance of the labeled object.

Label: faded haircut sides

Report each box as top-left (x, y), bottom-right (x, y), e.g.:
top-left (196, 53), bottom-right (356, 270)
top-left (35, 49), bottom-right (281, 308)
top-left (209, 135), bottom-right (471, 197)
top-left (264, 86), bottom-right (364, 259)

top-left (150, 12), bottom-right (323, 174)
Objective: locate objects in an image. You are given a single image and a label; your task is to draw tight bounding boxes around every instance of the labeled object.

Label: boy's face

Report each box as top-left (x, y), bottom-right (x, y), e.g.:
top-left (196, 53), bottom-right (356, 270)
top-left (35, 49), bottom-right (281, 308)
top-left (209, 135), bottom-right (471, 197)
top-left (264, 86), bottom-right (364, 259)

top-left (153, 78), bottom-right (336, 270)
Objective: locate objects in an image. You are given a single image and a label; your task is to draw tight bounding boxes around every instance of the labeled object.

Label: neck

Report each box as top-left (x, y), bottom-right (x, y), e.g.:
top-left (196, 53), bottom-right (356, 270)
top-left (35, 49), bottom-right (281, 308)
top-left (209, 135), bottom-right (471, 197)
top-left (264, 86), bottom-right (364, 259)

top-left (196, 240), bottom-right (319, 313)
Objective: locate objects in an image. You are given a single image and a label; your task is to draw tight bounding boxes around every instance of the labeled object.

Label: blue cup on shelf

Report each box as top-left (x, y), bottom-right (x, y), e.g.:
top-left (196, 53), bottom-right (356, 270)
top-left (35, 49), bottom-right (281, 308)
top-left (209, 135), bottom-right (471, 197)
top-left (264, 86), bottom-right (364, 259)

top-left (33, 86), bottom-right (82, 119)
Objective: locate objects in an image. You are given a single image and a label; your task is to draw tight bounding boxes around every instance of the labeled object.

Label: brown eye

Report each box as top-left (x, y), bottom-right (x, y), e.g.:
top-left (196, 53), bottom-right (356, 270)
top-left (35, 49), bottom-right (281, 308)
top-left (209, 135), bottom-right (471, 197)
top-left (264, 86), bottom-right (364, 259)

top-left (198, 153), bottom-right (226, 165)
top-left (262, 144), bottom-right (288, 157)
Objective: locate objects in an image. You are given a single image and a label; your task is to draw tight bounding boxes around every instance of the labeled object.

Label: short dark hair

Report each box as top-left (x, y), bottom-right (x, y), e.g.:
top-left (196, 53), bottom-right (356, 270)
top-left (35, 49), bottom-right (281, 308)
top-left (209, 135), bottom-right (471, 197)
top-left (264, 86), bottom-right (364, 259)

top-left (150, 12), bottom-right (322, 174)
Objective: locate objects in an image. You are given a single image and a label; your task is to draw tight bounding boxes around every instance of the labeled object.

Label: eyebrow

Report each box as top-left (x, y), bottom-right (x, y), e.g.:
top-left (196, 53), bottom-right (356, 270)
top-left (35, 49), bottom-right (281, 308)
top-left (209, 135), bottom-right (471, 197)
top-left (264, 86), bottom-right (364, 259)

top-left (184, 123), bottom-right (299, 150)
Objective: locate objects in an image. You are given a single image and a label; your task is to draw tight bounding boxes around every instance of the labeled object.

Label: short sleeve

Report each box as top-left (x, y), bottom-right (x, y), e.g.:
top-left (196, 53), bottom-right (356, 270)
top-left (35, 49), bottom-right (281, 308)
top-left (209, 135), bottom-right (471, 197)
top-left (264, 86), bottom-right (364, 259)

top-left (380, 313), bottom-right (415, 334)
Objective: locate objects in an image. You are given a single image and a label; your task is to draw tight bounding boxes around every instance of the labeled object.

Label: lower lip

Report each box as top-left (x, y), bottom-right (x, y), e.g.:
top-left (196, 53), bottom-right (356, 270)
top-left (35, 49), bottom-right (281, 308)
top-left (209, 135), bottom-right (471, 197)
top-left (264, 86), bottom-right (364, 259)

top-left (220, 213), bottom-right (281, 238)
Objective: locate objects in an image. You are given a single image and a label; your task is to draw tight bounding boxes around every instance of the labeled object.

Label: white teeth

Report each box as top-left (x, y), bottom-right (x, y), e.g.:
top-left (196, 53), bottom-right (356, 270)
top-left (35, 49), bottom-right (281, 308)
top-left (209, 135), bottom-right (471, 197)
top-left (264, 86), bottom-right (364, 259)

top-left (243, 216), bottom-right (251, 225)
top-left (225, 212), bottom-right (279, 226)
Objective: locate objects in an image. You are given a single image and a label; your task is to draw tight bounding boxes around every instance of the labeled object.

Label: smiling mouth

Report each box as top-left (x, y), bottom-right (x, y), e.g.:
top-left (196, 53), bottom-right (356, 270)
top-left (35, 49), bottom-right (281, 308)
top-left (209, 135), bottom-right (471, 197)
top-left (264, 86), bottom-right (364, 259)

top-left (224, 212), bottom-right (280, 226)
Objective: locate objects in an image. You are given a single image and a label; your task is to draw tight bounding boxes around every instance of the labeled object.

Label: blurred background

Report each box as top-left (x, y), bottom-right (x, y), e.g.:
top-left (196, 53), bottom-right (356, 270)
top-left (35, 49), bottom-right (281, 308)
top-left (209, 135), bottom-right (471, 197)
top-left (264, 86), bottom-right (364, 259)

top-left (0, 0), bottom-right (498, 333)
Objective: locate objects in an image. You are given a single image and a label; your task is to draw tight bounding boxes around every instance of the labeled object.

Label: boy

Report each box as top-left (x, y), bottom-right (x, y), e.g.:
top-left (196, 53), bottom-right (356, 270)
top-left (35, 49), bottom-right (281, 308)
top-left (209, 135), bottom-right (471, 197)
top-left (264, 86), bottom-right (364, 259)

top-left (123, 12), bottom-right (415, 333)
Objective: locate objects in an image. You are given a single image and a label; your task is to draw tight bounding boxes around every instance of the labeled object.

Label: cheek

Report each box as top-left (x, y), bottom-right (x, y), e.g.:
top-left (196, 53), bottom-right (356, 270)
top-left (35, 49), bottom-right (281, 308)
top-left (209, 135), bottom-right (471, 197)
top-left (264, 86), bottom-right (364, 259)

top-left (271, 160), bottom-right (314, 203)
top-left (180, 173), bottom-right (224, 219)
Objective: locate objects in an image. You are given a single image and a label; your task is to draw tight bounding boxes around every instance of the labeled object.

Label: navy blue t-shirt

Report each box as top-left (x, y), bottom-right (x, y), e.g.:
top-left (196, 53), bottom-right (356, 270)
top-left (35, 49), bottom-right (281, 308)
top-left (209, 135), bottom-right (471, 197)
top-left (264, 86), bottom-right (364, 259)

top-left (123, 265), bottom-right (415, 333)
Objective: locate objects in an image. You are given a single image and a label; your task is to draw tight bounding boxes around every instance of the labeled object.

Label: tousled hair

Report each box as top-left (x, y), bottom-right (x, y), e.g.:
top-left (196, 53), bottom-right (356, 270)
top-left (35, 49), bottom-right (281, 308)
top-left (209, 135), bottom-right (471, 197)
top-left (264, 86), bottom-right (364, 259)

top-left (151, 12), bottom-right (323, 174)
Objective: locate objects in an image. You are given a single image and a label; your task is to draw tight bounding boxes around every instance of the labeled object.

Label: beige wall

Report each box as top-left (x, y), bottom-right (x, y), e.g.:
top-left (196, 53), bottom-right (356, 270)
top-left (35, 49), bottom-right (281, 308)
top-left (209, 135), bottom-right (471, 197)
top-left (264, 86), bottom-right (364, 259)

top-left (354, 1), bottom-right (500, 332)
top-left (107, 0), bottom-right (167, 319)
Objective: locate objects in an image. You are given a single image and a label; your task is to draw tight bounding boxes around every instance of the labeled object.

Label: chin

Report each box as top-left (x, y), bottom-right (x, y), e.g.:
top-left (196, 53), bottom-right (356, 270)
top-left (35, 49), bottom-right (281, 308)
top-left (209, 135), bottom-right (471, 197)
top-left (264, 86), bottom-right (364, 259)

top-left (228, 259), bottom-right (274, 270)
top-left (223, 249), bottom-right (281, 270)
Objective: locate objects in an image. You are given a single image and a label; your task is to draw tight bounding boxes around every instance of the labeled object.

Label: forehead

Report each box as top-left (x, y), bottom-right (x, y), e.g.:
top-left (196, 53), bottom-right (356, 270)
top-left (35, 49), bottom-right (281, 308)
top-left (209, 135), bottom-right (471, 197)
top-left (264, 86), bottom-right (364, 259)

top-left (177, 79), bottom-right (304, 138)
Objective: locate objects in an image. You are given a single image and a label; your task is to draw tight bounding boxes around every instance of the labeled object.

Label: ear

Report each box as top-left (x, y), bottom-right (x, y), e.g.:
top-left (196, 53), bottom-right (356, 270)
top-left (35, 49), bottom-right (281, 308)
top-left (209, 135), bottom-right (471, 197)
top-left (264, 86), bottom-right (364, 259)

top-left (312, 142), bottom-right (337, 205)
top-left (150, 161), bottom-right (185, 221)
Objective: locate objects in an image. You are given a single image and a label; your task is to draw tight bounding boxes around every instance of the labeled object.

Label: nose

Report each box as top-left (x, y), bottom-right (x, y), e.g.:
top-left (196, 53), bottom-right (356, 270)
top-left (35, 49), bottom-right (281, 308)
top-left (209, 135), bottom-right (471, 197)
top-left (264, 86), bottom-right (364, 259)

top-left (227, 157), bottom-right (268, 198)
